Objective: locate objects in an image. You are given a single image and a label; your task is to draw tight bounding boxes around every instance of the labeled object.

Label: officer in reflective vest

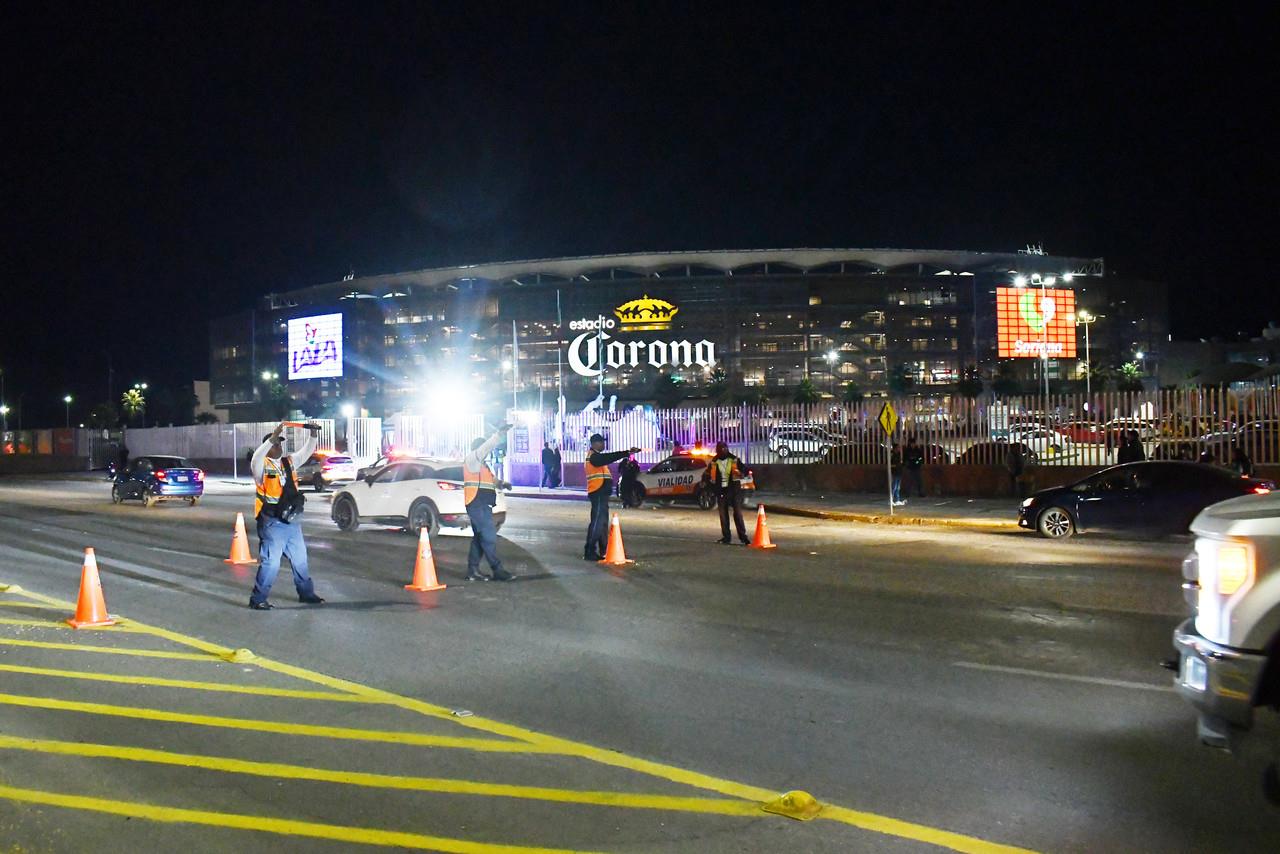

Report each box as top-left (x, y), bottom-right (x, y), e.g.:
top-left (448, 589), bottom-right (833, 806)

top-left (583, 433), bottom-right (641, 560)
top-left (249, 421), bottom-right (324, 610)
top-left (463, 422), bottom-right (515, 581)
top-left (704, 441), bottom-right (750, 544)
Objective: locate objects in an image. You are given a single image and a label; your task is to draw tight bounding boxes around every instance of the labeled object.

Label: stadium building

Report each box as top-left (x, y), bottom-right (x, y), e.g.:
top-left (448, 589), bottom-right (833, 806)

top-left (209, 248), bottom-right (1168, 420)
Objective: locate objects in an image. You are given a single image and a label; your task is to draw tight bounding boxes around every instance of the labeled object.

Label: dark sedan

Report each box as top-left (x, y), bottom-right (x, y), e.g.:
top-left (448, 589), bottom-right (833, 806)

top-left (112, 455), bottom-right (205, 507)
top-left (1018, 461), bottom-right (1274, 539)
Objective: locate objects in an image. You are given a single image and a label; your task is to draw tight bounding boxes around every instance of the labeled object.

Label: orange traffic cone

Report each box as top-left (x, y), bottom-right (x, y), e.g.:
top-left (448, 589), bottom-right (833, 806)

top-left (749, 504), bottom-right (777, 549)
top-left (405, 528), bottom-right (447, 591)
top-left (67, 548), bottom-right (116, 629)
top-left (224, 512), bottom-right (255, 565)
top-left (598, 513), bottom-right (635, 567)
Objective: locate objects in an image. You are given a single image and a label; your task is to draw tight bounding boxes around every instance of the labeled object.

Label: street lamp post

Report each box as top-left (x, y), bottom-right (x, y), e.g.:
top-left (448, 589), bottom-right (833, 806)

top-left (1076, 310), bottom-right (1097, 402)
top-left (0, 404), bottom-right (8, 435)
top-left (63, 395), bottom-right (72, 429)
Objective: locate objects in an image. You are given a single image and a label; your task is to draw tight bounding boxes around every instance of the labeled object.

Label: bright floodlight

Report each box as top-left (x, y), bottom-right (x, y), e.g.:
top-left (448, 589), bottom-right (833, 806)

top-left (1063, 273), bottom-right (1075, 282)
top-left (1078, 309), bottom-right (1093, 321)
top-left (63, 395), bottom-right (72, 403)
top-left (826, 350), bottom-right (838, 363)
top-left (1044, 276), bottom-right (1057, 286)
top-left (340, 403), bottom-right (356, 418)
top-left (1013, 275), bottom-right (1028, 287)
top-left (1135, 351), bottom-right (1144, 360)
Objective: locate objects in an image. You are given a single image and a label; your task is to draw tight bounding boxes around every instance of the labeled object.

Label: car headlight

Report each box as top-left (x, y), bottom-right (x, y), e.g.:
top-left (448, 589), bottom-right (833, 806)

top-left (1195, 537), bottom-right (1256, 645)
top-left (1021, 497), bottom-right (1035, 508)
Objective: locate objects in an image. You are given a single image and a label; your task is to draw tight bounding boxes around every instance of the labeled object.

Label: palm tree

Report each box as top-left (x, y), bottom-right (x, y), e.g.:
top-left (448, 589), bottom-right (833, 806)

top-left (841, 382), bottom-right (864, 404)
top-left (706, 367), bottom-right (731, 404)
top-left (120, 389), bottom-right (145, 426)
top-left (792, 378), bottom-right (821, 404)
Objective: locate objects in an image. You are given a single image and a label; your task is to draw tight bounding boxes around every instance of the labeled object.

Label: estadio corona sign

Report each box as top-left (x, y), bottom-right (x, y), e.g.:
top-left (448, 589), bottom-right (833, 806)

top-left (567, 295), bottom-right (715, 377)
top-left (996, 287), bottom-right (1077, 358)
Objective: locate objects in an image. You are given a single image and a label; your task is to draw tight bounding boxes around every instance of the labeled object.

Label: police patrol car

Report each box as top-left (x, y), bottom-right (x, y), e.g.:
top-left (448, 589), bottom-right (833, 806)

top-left (630, 451), bottom-right (756, 509)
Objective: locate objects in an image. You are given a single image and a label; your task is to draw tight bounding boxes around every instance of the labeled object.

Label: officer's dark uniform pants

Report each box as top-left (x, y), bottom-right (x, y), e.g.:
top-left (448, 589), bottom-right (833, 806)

top-left (585, 486), bottom-right (611, 558)
top-left (718, 484), bottom-right (748, 542)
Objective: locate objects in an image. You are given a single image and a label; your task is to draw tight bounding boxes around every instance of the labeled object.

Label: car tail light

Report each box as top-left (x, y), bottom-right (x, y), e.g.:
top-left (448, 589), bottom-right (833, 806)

top-left (1255, 486), bottom-right (1271, 495)
top-left (438, 482), bottom-right (460, 491)
top-left (195, 470), bottom-right (205, 481)
top-left (154, 470), bottom-right (167, 481)
top-left (322, 462), bottom-right (333, 471)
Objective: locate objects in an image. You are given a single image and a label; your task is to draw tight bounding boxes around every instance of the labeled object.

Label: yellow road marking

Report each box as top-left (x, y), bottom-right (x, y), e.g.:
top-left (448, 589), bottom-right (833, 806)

top-left (0, 783), bottom-right (598, 854)
top-left (0, 600), bottom-right (62, 610)
top-left (0, 735), bottom-right (760, 817)
top-left (4, 581), bottom-right (1042, 854)
top-left (0, 616), bottom-right (145, 632)
top-left (0, 663), bottom-right (379, 703)
top-left (0, 637), bottom-right (218, 661)
top-left (0, 692), bottom-right (549, 753)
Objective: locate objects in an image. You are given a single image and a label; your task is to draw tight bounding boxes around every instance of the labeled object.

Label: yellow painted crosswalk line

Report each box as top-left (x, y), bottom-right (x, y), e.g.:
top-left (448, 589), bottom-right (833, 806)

top-left (0, 783), bottom-right (599, 854)
top-left (0, 663), bottom-right (379, 703)
top-left (3, 581), bottom-right (1042, 854)
top-left (0, 735), bottom-right (761, 817)
top-left (0, 637), bottom-right (218, 661)
top-left (0, 692), bottom-right (551, 753)
top-left (0, 616), bottom-right (146, 632)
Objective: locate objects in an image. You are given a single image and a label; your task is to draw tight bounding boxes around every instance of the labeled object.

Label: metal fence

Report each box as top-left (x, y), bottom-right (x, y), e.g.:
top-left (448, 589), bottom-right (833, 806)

top-left (504, 386), bottom-right (1280, 469)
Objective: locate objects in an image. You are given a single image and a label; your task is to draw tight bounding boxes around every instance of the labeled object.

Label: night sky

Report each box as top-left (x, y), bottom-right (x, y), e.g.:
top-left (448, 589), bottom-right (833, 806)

top-left (3, 4), bottom-right (1274, 424)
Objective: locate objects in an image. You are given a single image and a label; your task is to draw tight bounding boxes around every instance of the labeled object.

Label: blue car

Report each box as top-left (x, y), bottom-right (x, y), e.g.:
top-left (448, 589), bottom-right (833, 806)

top-left (1018, 461), bottom-right (1274, 539)
top-left (112, 455), bottom-right (205, 507)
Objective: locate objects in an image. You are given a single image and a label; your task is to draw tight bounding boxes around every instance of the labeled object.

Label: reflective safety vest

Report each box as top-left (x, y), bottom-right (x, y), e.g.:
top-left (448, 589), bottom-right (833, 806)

top-left (463, 462), bottom-right (496, 505)
top-left (708, 456), bottom-right (741, 488)
top-left (584, 459), bottom-right (612, 493)
top-left (255, 456), bottom-right (297, 518)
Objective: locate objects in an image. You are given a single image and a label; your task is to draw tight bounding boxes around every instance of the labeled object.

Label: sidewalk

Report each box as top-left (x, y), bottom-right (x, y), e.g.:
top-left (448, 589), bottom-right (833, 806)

top-left (509, 486), bottom-right (1019, 530)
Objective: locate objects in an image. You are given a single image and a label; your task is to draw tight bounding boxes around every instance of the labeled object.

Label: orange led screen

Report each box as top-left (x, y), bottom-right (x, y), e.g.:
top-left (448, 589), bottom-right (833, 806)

top-left (996, 287), bottom-right (1078, 358)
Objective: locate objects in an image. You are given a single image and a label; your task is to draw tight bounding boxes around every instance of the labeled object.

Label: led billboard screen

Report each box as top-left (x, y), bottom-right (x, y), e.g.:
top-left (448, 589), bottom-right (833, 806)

top-left (996, 287), bottom-right (1077, 359)
top-left (287, 313), bottom-right (344, 379)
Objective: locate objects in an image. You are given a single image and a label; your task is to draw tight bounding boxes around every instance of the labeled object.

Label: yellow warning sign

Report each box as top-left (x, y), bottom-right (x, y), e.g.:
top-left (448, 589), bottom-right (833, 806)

top-left (878, 401), bottom-right (898, 437)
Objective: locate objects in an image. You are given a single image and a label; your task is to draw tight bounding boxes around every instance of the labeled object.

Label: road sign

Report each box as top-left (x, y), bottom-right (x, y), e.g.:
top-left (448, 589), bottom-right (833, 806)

top-left (878, 401), bottom-right (898, 437)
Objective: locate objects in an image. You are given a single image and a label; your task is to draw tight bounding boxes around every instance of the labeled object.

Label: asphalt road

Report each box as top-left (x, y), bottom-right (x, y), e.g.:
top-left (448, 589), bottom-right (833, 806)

top-left (1, 473), bottom-right (1277, 853)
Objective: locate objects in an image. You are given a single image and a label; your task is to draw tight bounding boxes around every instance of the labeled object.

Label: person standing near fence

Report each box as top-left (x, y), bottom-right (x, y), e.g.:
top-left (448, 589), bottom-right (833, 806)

top-left (1004, 442), bottom-right (1025, 499)
top-left (1232, 442), bottom-right (1254, 477)
top-left (583, 433), bottom-right (640, 560)
top-left (540, 442), bottom-right (557, 489)
top-left (902, 435), bottom-right (925, 498)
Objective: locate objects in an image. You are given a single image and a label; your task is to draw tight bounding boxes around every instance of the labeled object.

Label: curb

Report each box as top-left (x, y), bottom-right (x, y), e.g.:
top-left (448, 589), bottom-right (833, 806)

top-left (764, 503), bottom-right (1019, 531)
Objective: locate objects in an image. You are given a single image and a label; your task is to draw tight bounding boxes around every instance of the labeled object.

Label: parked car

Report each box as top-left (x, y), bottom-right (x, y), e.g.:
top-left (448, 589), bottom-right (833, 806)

top-left (1002, 427), bottom-right (1073, 460)
top-left (1017, 461), bottom-right (1274, 539)
top-left (957, 441), bottom-right (1037, 465)
top-left (296, 450), bottom-right (358, 492)
top-left (330, 460), bottom-right (507, 537)
top-left (111, 455), bottom-right (205, 507)
top-left (1060, 420), bottom-right (1110, 444)
top-left (769, 427), bottom-right (847, 459)
top-left (632, 453), bottom-right (755, 510)
top-left (1199, 422), bottom-right (1280, 466)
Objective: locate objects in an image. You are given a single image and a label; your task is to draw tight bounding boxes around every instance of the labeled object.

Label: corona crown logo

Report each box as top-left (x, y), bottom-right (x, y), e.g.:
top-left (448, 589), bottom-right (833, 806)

top-left (615, 295), bottom-right (678, 326)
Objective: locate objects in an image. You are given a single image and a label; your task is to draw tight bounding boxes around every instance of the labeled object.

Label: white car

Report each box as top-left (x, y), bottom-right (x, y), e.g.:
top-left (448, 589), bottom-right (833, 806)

top-left (768, 427), bottom-right (843, 459)
top-left (330, 459), bottom-right (507, 537)
top-left (632, 453), bottom-right (755, 510)
top-left (1001, 427), bottom-right (1073, 460)
top-left (295, 450), bottom-right (358, 493)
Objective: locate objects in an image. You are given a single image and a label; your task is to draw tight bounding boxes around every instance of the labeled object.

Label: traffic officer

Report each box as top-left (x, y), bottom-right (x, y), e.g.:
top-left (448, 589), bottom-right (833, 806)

top-left (704, 441), bottom-right (750, 544)
top-left (583, 433), bottom-right (641, 560)
top-left (463, 422), bottom-right (515, 582)
top-left (249, 421), bottom-right (324, 610)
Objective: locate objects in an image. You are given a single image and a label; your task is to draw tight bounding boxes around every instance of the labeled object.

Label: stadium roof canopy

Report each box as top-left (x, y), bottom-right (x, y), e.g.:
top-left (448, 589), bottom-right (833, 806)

top-left (279, 247), bottom-right (1105, 301)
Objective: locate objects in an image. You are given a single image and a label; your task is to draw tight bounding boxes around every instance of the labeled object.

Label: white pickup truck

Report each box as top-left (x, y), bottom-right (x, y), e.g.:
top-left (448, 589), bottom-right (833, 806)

top-left (1174, 490), bottom-right (1280, 800)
